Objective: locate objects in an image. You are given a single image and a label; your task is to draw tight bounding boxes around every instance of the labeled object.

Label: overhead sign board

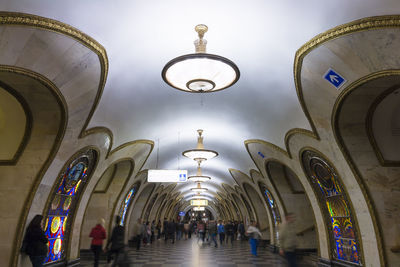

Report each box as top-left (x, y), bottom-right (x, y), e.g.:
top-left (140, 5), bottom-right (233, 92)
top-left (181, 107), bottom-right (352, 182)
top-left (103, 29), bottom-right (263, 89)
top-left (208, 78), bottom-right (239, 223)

top-left (190, 199), bottom-right (208, 206)
top-left (324, 68), bottom-right (346, 89)
top-left (193, 207), bottom-right (205, 211)
top-left (147, 169), bottom-right (188, 183)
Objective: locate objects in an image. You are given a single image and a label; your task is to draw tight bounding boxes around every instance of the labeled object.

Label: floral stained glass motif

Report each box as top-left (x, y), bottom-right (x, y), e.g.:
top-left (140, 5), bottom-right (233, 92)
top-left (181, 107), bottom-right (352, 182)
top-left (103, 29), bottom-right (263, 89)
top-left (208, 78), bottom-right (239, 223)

top-left (119, 186), bottom-right (137, 226)
top-left (44, 149), bottom-right (97, 264)
top-left (302, 150), bottom-right (360, 265)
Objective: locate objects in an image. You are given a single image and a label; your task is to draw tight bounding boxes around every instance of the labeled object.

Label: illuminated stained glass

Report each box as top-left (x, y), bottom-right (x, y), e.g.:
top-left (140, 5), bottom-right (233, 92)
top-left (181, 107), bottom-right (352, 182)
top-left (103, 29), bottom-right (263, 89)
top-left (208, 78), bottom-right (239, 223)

top-left (119, 186), bottom-right (138, 226)
top-left (262, 187), bottom-right (281, 226)
top-left (44, 149), bottom-right (97, 264)
top-left (302, 150), bottom-right (361, 265)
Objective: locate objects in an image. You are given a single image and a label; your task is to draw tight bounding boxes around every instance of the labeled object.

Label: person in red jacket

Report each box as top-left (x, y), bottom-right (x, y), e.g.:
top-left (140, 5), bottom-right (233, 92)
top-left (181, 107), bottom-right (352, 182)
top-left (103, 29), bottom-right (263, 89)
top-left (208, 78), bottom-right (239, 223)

top-left (89, 218), bottom-right (106, 267)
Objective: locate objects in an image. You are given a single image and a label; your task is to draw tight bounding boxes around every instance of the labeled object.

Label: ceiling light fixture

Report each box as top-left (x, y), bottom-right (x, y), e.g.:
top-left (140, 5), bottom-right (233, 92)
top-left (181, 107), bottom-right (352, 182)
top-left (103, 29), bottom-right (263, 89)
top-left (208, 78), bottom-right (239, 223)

top-left (162, 24), bottom-right (240, 93)
top-left (191, 182), bottom-right (208, 192)
top-left (183, 129), bottom-right (218, 161)
top-left (188, 160), bottom-right (211, 182)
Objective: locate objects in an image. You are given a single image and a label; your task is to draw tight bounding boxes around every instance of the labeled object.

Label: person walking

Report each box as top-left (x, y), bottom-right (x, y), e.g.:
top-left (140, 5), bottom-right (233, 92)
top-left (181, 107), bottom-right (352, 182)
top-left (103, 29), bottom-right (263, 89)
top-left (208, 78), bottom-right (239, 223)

top-left (280, 213), bottom-right (297, 267)
top-left (132, 218), bottom-right (143, 250)
top-left (89, 218), bottom-right (106, 267)
top-left (208, 220), bottom-right (218, 247)
top-left (238, 221), bottom-right (245, 241)
top-left (225, 221), bottom-right (234, 245)
top-left (184, 221), bottom-right (189, 240)
top-left (163, 218), bottom-right (168, 241)
top-left (156, 220), bottom-right (162, 240)
top-left (217, 220), bottom-right (225, 245)
top-left (23, 214), bottom-right (48, 267)
top-left (166, 220), bottom-right (176, 244)
top-left (105, 216), bottom-right (125, 267)
top-left (246, 221), bottom-right (262, 257)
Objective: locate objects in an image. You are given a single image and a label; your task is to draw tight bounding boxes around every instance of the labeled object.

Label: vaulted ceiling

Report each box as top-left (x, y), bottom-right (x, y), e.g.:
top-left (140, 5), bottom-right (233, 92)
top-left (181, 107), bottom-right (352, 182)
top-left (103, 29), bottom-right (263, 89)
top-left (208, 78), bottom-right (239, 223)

top-left (3, 0), bottom-right (400, 201)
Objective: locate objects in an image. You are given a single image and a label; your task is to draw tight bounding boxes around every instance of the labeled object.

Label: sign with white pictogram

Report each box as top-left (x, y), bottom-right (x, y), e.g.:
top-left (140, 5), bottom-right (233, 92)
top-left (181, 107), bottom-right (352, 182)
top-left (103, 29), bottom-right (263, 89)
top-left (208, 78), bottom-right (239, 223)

top-left (323, 68), bottom-right (346, 89)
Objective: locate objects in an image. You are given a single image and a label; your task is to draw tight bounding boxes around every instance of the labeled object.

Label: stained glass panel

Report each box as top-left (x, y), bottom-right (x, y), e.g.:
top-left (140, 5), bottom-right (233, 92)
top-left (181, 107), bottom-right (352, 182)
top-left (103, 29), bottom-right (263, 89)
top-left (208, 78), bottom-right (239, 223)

top-left (43, 149), bottom-right (96, 264)
top-left (119, 186), bottom-right (138, 226)
top-left (302, 150), bottom-right (361, 265)
top-left (262, 187), bottom-right (281, 226)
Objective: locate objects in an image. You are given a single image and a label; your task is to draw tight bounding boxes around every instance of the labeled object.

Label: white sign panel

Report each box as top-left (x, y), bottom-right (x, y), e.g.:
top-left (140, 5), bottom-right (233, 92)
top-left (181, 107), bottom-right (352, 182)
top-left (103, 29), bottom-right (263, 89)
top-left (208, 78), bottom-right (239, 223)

top-left (147, 169), bottom-right (188, 183)
top-left (193, 207), bottom-right (205, 211)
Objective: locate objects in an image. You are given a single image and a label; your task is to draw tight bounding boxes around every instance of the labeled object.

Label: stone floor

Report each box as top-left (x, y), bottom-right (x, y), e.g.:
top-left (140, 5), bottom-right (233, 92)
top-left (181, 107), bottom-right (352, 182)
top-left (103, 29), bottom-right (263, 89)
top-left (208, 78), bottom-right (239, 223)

top-left (80, 237), bottom-right (316, 267)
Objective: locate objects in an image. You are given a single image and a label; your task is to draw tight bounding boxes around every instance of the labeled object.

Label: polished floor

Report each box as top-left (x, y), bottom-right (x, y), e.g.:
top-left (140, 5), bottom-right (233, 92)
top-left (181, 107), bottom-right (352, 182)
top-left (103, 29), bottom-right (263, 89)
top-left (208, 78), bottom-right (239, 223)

top-left (80, 236), bottom-right (316, 267)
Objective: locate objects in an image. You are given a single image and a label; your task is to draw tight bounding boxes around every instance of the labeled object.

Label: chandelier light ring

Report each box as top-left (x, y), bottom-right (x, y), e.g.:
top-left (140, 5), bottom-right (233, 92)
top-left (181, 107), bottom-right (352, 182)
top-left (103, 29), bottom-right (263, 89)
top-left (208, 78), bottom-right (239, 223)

top-left (162, 53), bottom-right (240, 93)
top-left (187, 175), bottom-right (211, 182)
top-left (162, 24), bottom-right (240, 93)
top-left (182, 148), bottom-right (218, 161)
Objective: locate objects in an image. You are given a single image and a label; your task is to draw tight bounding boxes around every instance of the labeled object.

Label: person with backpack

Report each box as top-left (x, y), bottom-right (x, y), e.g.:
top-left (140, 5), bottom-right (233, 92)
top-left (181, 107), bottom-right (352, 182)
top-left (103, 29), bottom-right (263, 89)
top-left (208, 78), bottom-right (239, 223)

top-left (105, 216), bottom-right (125, 267)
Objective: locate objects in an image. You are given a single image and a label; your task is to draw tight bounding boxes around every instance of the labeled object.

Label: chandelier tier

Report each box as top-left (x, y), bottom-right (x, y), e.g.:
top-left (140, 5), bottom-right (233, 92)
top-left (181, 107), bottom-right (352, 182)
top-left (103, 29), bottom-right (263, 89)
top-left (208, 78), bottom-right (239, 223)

top-left (162, 24), bottom-right (240, 93)
top-left (182, 129), bottom-right (218, 161)
top-left (191, 182), bottom-right (208, 192)
top-left (188, 160), bottom-right (211, 183)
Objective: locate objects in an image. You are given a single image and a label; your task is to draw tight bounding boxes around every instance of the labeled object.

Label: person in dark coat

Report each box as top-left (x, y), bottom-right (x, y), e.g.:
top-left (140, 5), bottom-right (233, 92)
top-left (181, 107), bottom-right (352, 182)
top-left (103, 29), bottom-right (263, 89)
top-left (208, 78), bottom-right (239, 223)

top-left (106, 216), bottom-right (125, 267)
top-left (23, 214), bottom-right (48, 267)
top-left (89, 218), bottom-right (106, 267)
top-left (167, 220), bottom-right (176, 244)
top-left (225, 221), bottom-right (234, 245)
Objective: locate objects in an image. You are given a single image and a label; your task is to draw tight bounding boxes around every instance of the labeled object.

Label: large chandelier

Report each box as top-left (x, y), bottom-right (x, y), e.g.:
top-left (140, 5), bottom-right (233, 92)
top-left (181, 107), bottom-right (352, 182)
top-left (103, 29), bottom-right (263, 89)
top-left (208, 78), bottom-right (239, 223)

top-left (183, 129), bottom-right (218, 161)
top-left (188, 160), bottom-right (211, 182)
top-left (162, 24), bottom-right (240, 93)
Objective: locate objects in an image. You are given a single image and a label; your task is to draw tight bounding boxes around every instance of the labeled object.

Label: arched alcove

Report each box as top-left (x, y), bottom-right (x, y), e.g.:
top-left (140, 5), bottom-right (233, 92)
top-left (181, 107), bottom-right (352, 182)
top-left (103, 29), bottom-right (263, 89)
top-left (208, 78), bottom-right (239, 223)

top-left (301, 149), bottom-right (361, 265)
top-left (152, 193), bottom-right (167, 222)
top-left (265, 160), bottom-right (317, 250)
top-left (143, 193), bottom-right (158, 222)
top-left (0, 70), bottom-right (66, 267)
top-left (0, 83), bottom-right (30, 163)
top-left (258, 182), bottom-right (282, 245)
top-left (242, 183), bottom-right (270, 239)
top-left (43, 148), bottom-right (98, 264)
top-left (126, 183), bottom-right (153, 238)
top-left (334, 74), bottom-right (400, 265)
top-left (80, 159), bottom-right (134, 250)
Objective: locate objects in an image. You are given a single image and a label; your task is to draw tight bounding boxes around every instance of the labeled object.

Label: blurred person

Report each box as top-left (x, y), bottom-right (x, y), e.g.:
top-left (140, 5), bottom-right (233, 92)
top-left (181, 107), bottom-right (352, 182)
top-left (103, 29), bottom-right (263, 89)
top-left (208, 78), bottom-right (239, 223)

top-left (23, 214), bottom-right (48, 267)
top-left (184, 221), bottom-right (189, 240)
top-left (156, 220), bottom-right (162, 240)
top-left (280, 213), bottom-right (297, 267)
top-left (217, 220), bottom-right (225, 245)
top-left (238, 221), bottom-right (245, 241)
top-left (132, 218), bottom-right (143, 250)
top-left (225, 221), bottom-right (234, 245)
top-left (208, 220), bottom-right (218, 247)
top-left (89, 218), bottom-right (106, 267)
top-left (246, 221), bottom-right (262, 257)
top-left (151, 220), bottom-right (155, 243)
top-left (105, 216), bottom-right (125, 267)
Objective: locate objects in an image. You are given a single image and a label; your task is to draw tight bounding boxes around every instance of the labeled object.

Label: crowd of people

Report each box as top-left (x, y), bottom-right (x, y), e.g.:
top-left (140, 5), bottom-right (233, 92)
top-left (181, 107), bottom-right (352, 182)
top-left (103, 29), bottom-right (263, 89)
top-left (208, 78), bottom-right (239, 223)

top-left (21, 214), bottom-right (297, 267)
